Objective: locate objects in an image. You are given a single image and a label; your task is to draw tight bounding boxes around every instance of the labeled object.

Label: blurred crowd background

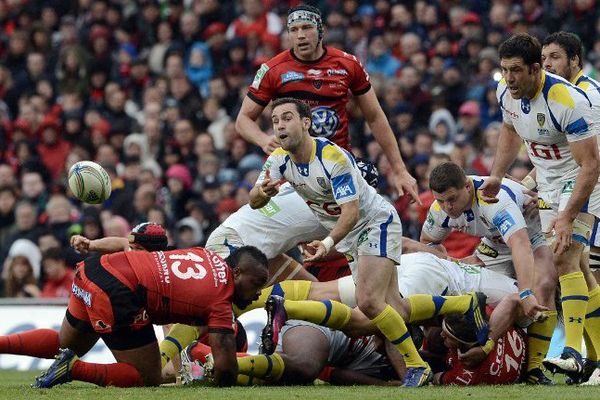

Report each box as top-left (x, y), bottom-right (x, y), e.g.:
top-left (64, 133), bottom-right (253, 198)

top-left (0, 0), bottom-right (599, 298)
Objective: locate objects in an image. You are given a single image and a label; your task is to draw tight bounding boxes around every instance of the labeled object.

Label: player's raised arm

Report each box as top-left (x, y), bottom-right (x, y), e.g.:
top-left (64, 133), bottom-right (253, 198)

top-left (356, 87), bottom-right (420, 204)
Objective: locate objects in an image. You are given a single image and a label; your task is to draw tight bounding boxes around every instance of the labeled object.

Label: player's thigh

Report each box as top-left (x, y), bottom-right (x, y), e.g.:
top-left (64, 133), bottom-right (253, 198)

top-left (280, 324), bottom-right (329, 383)
top-left (104, 324), bottom-right (161, 386)
top-left (59, 313), bottom-right (100, 357)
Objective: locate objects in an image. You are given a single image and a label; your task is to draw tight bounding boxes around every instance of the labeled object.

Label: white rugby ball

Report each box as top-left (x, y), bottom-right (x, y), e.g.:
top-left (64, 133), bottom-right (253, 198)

top-left (68, 161), bottom-right (112, 204)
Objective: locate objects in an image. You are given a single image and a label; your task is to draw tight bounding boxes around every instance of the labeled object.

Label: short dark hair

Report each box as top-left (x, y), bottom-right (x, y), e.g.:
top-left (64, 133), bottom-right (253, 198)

top-left (42, 247), bottom-right (66, 263)
top-left (444, 314), bottom-right (478, 351)
top-left (543, 31), bottom-right (583, 68)
top-left (429, 162), bottom-right (467, 193)
top-left (498, 33), bottom-right (542, 67)
top-left (225, 245), bottom-right (268, 271)
top-left (271, 97), bottom-right (312, 120)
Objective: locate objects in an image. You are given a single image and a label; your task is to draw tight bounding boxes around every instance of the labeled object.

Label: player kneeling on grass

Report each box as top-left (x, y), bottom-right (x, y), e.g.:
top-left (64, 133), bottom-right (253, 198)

top-left (29, 245), bottom-right (268, 388)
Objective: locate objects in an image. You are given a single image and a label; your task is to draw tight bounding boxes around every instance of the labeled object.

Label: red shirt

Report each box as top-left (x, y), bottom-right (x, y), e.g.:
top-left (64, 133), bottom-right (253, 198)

top-left (247, 47), bottom-right (371, 151)
top-left (41, 269), bottom-right (75, 298)
top-left (103, 248), bottom-right (235, 332)
top-left (441, 307), bottom-right (526, 385)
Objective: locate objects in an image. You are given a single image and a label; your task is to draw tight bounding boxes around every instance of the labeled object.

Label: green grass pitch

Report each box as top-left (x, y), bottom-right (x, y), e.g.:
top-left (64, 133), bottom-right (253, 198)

top-left (2, 370), bottom-right (600, 400)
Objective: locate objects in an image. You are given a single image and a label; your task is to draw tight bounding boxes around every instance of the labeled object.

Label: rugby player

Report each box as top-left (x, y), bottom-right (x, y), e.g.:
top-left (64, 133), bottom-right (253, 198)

top-left (249, 97), bottom-right (488, 387)
top-left (420, 161), bottom-right (556, 383)
top-left (537, 31), bottom-right (600, 384)
top-left (30, 246), bottom-right (268, 388)
top-left (236, 4), bottom-right (418, 200)
top-left (480, 33), bottom-right (600, 381)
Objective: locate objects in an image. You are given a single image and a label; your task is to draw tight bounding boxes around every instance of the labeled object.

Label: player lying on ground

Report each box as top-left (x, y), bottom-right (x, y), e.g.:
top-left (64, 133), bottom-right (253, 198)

top-left (179, 319), bottom-right (406, 386)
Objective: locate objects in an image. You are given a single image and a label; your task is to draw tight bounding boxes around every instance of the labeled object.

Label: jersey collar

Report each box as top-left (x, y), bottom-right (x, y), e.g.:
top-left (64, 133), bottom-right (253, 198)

top-left (290, 46), bottom-right (328, 64)
top-left (571, 70), bottom-right (584, 85)
top-left (531, 70), bottom-right (546, 100)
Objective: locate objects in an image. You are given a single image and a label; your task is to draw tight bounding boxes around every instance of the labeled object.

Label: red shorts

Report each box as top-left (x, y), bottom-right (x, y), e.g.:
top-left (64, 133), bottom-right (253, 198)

top-left (67, 254), bottom-right (149, 336)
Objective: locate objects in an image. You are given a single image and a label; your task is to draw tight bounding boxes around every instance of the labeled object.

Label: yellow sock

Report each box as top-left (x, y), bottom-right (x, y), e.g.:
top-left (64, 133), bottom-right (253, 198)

top-left (527, 311), bottom-right (558, 371)
top-left (233, 280), bottom-right (312, 317)
top-left (284, 299), bottom-right (351, 330)
top-left (407, 294), bottom-right (471, 323)
top-left (237, 374), bottom-right (267, 386)
top-left (560, 271), bottom-right (588, 353)
top-left (160, 324), bottom-right (200, 368)
top-left (371, 305), bottom-right (426, 368)
top-left (584, 286), bottom-right (600, 361)
top-left (237, 353), bottom-right (285, 381)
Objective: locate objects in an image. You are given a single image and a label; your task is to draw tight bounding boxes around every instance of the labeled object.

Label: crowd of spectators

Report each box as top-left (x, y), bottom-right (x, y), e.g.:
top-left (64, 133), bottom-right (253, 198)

top-left (0, 0), bottom-right (599, 297)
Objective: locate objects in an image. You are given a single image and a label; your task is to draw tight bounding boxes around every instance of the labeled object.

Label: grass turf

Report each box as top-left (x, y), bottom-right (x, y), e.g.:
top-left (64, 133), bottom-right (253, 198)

top-left (2, 370), bottom-right (600, 400)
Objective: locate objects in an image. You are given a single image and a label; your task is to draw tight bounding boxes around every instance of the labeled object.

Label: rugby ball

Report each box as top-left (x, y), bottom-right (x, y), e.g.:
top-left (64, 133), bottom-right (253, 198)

top-left (68, 161), bottom-right (112, 204)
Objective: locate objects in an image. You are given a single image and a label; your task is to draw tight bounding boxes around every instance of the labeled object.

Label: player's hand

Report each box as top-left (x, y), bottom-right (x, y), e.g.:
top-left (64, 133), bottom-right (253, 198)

top-left (392, 170), bottom-right (421, 205)
top-left (71, 235), bottom-right (91, 254)
top-left (260, 170), bottom-right (283, 198)
top-left (478, 176), bottom-right (501, 203)
top-left (303, 240), bottom-right (329, 262)
top-left (522, 192), bottom-right (538, 219)
top-left (548, 212), bottom-right (573, 255)
top-left (458, 346), bottom-right (487, 368)
top-left (261, 135), bottom-right (281, 155)
top-left (520, 294), bottom-right (549, 320)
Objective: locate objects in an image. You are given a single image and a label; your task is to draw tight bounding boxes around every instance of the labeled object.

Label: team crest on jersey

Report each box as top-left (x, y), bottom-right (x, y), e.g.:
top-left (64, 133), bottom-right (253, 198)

top-left (317, 177), bottom-right (328, 190)
top-left (311, 106), bottom-right (340, 138)
top-left (313, 79), bottom-right (322, 89)
top-left (537, 113), bottom-right (545, 126)
top-left (281, 71), bottom-right (305, 84)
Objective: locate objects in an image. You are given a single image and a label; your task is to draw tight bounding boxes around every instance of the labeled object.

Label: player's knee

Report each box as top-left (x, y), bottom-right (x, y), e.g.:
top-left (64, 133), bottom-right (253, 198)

top-left (356, 292), bottom-right (385, 319)
top-left (141, 368), bottom-right (162, 386)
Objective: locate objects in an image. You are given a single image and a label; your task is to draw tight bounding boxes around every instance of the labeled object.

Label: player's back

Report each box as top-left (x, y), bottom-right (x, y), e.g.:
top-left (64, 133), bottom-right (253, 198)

top-left (247, 47), bottom-right (371, 150)
top-left (105, 248), bottom-right (234, 326)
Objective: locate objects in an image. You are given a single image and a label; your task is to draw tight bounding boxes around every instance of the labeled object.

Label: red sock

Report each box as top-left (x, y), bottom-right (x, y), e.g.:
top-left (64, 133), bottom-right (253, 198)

top-left (0, 329), bottom-right (60, 358)
top-left (190, 342), bottom-right (247, 362)
top-left (72, 360), bottom-right (144, 387)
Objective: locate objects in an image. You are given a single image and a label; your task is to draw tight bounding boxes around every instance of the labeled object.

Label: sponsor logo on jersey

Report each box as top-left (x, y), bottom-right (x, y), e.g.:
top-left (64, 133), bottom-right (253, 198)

top-left (502, 107), bottom-right (519, 120)
top-left (492, 209), bottom-right (516, 236)
top-left (251, 63), bottom-right (269, 89)
top-left (258, 199), bottom-right (281, 217)
top-left (307, 69), bottom-right (322, 76)
top-left (281, 71), bottom-right (305, 83)
top-left (296, 163), bottom-right (309, 176)
top-left (327, 68), bottom-right (348, 76)
top-left (520, 98), bottom-right (531, 114)
top-left (332, 173), bottom-right (356, 200)
top-left (426, 211), bottom-right (435, 227)
top-left (476, 241), bottom-right (499, 258)
top-left (95, 320), bottom-right (111, 330)
top-left (72, 282), bottom-right (92, 307)
top-left (358, 228), bottom-right (372, 246)
top-left (311, 106), bottom-right (340, 138)
top-left (463, 209), bottom-right (475, 222)
top-left (562, 180), bottom-right (575, 194)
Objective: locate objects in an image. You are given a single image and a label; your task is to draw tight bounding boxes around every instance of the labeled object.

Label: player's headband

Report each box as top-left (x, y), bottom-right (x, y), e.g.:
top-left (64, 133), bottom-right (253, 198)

top-left (287, 9), bottom-right (323, 41)
top-left (441, 319), bottom-right (479, 347)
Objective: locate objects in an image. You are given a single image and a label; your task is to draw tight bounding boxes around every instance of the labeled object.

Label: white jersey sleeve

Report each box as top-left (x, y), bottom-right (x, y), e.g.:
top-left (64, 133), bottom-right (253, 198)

top-left (327, 147), bottom-right (360, 205)
top-left (421, 201), bottom-right (452, 242)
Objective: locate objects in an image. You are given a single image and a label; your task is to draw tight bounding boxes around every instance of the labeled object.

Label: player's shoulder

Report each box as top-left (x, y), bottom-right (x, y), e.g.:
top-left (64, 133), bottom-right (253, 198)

top-left (575, 72), bottom-right (600, 98)
top-left (315, 138), bottom-right (353, 166)
top-left (542, 71), bottom-right (590, 109)
top-left (271, 147), bottom-right (290, 157)
top-left (496, 78), bottom-right (510, 103)
top-left (325, 47), bottom-right (362, 66)
top-left (264, 49), bottom-right (294, 69)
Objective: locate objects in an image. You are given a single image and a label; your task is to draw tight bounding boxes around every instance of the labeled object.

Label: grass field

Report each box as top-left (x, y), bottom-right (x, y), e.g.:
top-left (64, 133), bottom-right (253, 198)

top-left (3, 370), bottom-right (600, 400)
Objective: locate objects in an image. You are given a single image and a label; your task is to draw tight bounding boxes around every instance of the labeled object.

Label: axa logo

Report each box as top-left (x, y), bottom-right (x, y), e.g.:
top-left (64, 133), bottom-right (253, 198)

top-left (335, 184), bottom-right (353, 198)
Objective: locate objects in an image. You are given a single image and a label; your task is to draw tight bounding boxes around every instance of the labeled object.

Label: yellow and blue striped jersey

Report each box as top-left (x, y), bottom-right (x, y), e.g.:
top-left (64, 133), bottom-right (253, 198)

top-left (497, 71), bottom-right (598, 191)
top-left (256, 137), bottom-right (388, 230)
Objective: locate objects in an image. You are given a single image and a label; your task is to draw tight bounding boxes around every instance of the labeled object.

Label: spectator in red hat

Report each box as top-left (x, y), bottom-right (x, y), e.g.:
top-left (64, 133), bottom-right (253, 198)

top-left (215, 197), bottom-right (240, 223)
top-left (36, 115), bottom-right (71, 181)
top-left (457, 100), bottom-right (482, 147)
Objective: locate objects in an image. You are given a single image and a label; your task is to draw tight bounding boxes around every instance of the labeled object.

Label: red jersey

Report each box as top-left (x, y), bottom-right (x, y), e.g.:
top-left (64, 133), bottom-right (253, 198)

top-left (247, 47), bottom-right (371, 151)
top-left (103, 248), bottom-right (235, 332)
top-left (441, 307), bottom-right (526, 385)
top-left (41, 269), bottom-right (74, 298)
